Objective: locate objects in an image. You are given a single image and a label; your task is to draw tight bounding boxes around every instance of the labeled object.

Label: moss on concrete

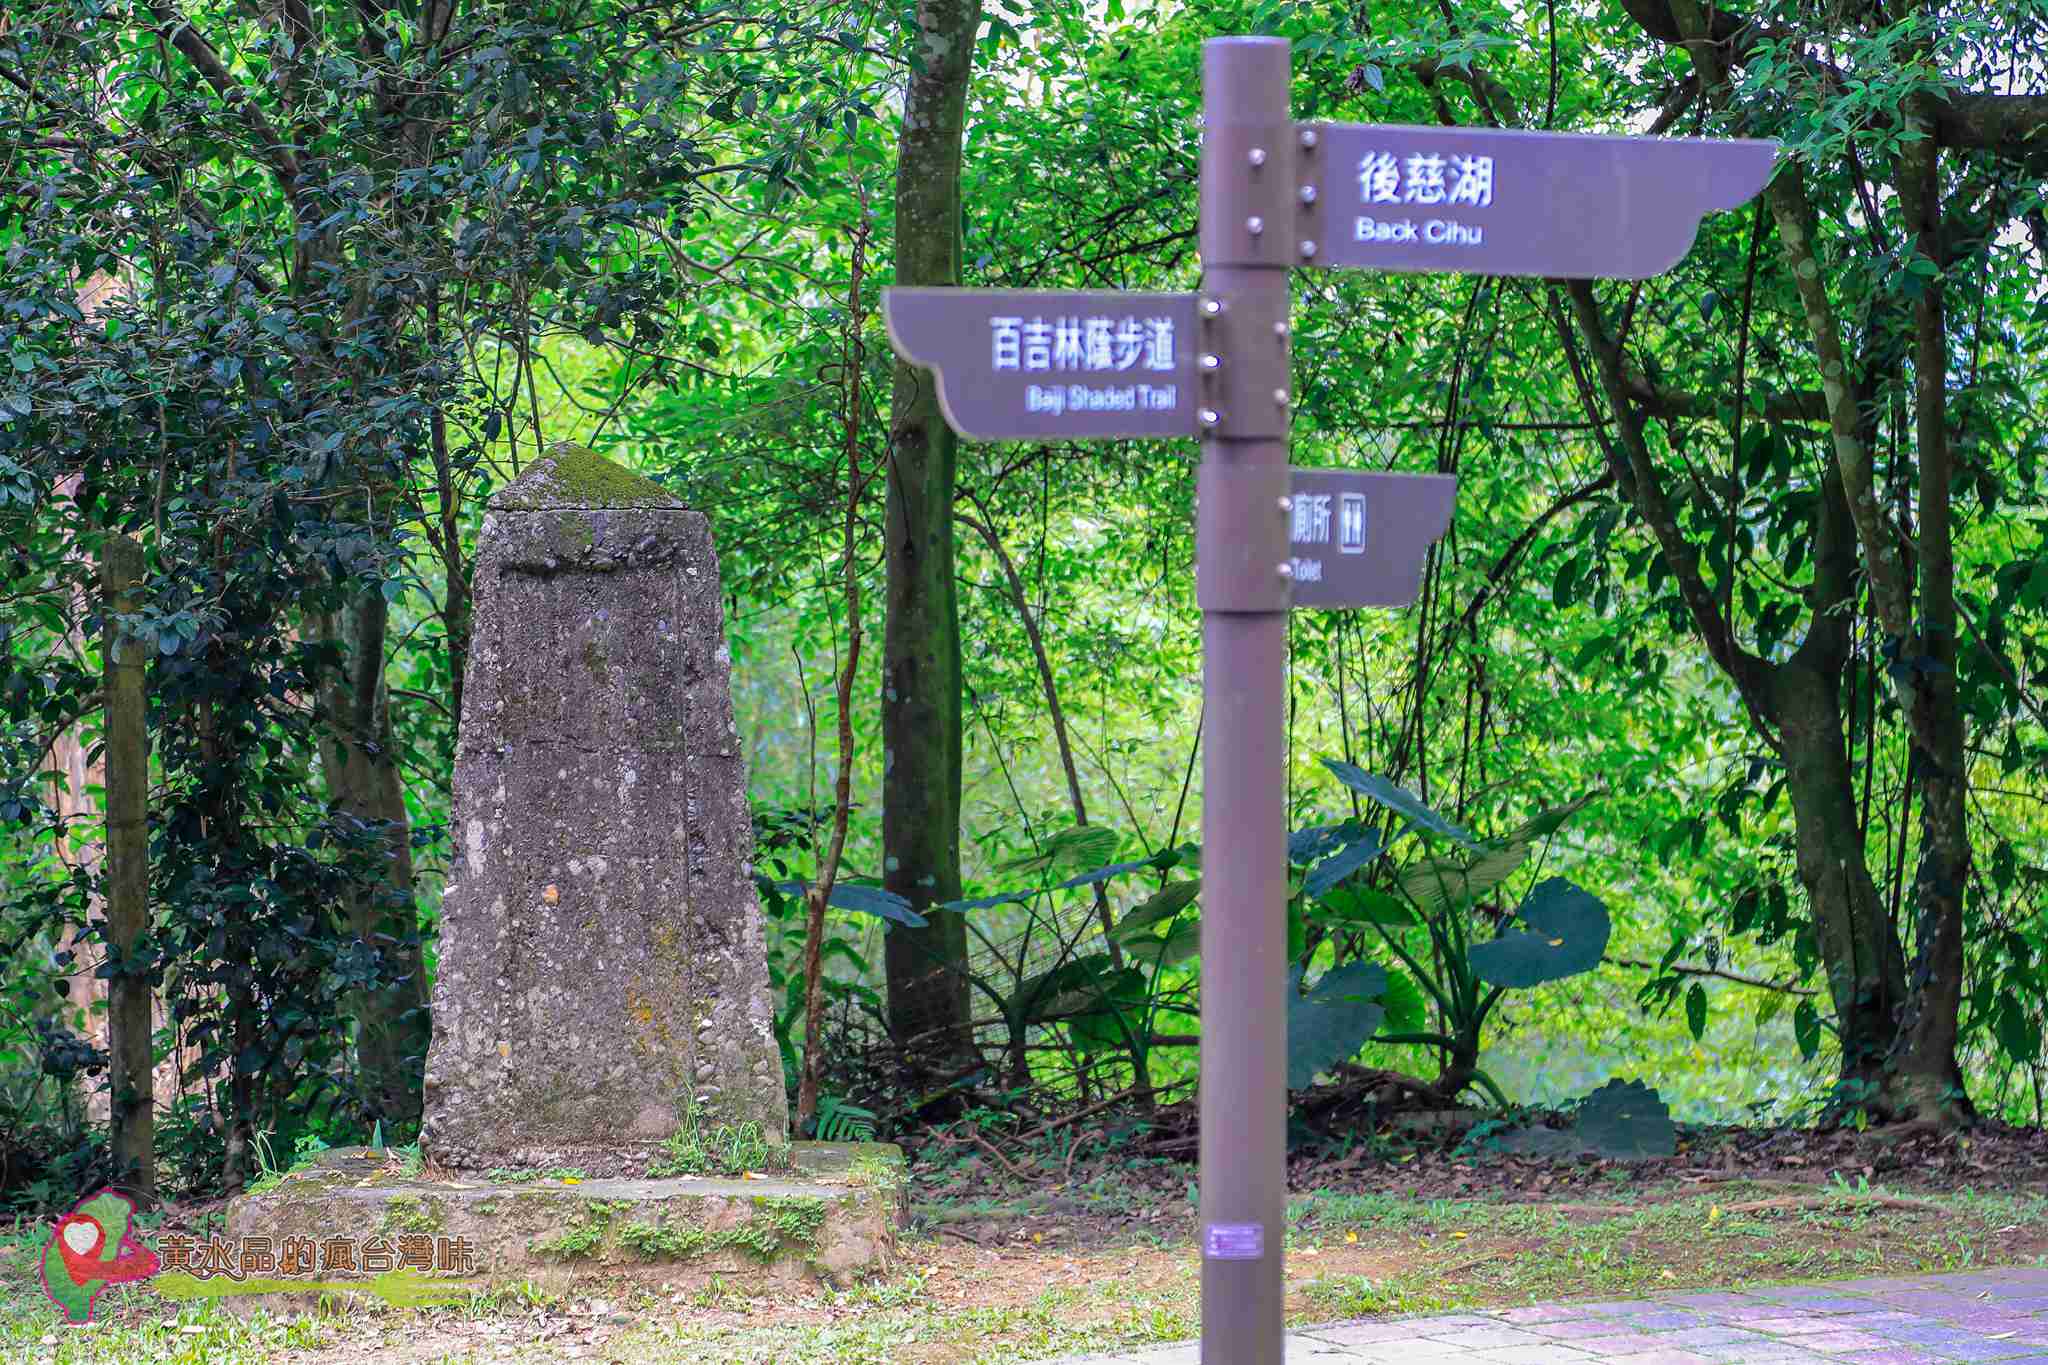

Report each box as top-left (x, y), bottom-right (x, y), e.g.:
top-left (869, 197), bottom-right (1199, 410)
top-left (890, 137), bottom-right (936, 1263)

top-left (381, 1195), bottom-right (447, 1235)
top-left (530, 1200), bottom-right (633, 1260)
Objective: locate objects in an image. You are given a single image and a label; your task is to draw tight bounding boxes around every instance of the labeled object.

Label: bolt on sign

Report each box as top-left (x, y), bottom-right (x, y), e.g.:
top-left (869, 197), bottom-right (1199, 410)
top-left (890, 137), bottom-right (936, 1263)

top-left (883, 35), bottom-right (1773, 1365)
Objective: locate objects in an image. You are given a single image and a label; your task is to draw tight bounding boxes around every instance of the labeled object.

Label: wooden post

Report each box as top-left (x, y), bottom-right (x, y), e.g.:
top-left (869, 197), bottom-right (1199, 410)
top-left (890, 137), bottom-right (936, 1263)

top-left (101, 534), bottom-right (154, 1202)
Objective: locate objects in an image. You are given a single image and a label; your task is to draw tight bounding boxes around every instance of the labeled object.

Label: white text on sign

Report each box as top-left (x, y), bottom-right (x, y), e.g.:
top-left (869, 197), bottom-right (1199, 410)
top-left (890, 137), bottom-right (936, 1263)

top-left (990, 316), bottom-right (1177, 374)
top-left (1289, 492), bottom-right (1367, 588)
top-left (1026, 384), bottom-right (1179, 415)
top-left (1357, 152), bottom-right (1494, 207)
top-left (1354, 150), bottom-right (1492, 252)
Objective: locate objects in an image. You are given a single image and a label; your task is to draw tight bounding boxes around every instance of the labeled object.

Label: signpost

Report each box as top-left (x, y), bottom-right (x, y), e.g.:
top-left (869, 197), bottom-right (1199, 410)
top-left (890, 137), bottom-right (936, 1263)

top-left (883, 35), bottom-right (1774, 1363)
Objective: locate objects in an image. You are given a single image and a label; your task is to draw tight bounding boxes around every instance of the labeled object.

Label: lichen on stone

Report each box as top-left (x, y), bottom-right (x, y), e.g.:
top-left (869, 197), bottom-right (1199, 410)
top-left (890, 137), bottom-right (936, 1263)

top-left (491, 442), bottom-right (685, 511)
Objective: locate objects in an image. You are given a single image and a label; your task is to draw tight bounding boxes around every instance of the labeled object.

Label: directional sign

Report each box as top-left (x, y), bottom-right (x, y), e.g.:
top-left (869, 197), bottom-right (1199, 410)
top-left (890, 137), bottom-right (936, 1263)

top-left (879, 35), bottom-right (1777, 1365)
top-left (1284, 469), bottom-right (1455, 609)
top-left (883, 288), bottom-right (1199, 441)
top-left (1304, 123), bottom-right (1777, 279)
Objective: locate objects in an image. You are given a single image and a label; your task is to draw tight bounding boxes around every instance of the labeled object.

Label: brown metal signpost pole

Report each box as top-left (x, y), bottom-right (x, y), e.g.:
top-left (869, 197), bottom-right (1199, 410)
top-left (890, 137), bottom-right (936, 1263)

top-left (1195, 35), bottom-right (1294, 1363)
top-left (876, 43), bottom-right (1772, 1362)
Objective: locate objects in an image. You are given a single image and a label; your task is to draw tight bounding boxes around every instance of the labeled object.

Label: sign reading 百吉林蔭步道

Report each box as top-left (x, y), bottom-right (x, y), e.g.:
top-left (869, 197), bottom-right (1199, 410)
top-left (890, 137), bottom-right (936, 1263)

top-left (883, 288), bottom-right (1199, 441)
top-left (1305, 123), bottom-right (1777, 280)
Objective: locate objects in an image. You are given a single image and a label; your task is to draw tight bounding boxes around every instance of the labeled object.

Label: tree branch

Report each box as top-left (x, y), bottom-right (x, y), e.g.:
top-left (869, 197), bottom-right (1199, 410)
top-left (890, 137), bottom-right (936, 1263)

top-left (144, 2), bottom-right (301, 190)
top-left (1560, 279), bottom-right (1770, 707)
top-left (1763, 166), bottom-right (1913, 642)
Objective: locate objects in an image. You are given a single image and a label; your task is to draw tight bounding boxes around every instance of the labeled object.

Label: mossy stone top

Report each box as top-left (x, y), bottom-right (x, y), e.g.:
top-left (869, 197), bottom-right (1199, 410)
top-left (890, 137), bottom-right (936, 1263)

top-left (490, 442), bottom-right (687, 511)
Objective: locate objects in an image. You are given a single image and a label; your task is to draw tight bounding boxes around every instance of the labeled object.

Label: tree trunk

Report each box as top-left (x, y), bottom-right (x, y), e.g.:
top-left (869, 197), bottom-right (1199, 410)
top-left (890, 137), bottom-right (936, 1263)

top-left (881, 0), bottom-right (983, 1066)
top-left (1774, 659), bottom-right (1905, 1089)
top-left (101, 535), bottom-right (155, 1202)
top-left (314, 591), bottom-right (431, 1125)
top-left (1887, 110), bottom-right (1971, 1122)
top-left (1773, 467), bottom-right (1908, 1098)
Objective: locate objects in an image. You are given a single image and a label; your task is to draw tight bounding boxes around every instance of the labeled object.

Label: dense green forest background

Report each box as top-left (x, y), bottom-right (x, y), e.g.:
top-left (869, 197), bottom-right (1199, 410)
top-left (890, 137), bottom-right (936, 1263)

top-left (2, 0), bottom-right (2044, 1204)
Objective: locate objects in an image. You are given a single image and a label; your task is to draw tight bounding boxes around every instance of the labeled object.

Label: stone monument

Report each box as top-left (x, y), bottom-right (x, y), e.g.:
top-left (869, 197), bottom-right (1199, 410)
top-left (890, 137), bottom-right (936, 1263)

top-left (421, 442), bottom-right (786, 1169)
top-left (218, 447), bottom-right (901, 1306)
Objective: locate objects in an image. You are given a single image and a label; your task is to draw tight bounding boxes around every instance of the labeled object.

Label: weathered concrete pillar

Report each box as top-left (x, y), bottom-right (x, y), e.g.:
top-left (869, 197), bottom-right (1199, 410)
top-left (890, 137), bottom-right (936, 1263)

top-left (422, 444), bottom-right (786, 1170)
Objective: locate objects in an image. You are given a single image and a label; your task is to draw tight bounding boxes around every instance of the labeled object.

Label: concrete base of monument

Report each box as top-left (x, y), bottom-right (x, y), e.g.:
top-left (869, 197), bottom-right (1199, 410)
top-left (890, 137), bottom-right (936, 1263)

top-left (208, 1141), bottom-right (905, 1315)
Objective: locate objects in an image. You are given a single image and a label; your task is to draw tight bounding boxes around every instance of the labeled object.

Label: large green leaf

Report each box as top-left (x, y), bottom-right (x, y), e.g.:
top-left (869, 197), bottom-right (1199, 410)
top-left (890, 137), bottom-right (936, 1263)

top-left (1285, 961), bottom-right (1387, 1089)
top-left (1575, 1079), bottom-right (1676, 1158)
top-left (1309, 884), bottom-right (1415, 927)
top-left (1500, 793), bottom-right (1601, 844)
top-left (1466, 877), bottom-right (1610, 987)
top-left (1017, 953), bottom-right (1142, 1027)
top-left (1379, 967), bottom-right (1429, 1036)
top-left (1398, 841), bottom-right (1529, 914)
top-left (1059, 964), bottom-right (1150, 1053)
top-left (1994, 997), bottom-right (2040, 1064)
top-left (1055, 856), bottom-right (1163, 891)
top-left (764, 878), bottom-right (925, 927)
top-left (994, 826), bottom-right (1123, 879)
top-left (1794, 1000), bottom-right (1822, 1061)
top-left (1289, 820), bottom-right (1371, 865)
top-left (1121, 919), bottom-right (1201, 969)
top-left (1321, 761), bottom-right (1478, 849)
top-left (1303, 829), bottom-right (1386, 897)
top-left (1108, 879), bottom-right (1201, 943)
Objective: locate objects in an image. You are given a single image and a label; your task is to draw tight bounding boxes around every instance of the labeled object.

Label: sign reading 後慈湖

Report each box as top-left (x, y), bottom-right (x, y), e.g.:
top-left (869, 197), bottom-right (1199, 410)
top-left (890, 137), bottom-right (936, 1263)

top-left (1304, 123), bottom-right (1777, 280)
top-left (884, 288), bottom-right (1199, 441)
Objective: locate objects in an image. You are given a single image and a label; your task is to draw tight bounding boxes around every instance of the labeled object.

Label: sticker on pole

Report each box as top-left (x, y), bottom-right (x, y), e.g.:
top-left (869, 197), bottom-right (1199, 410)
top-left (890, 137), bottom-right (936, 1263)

top-left (1303, 123), bottom-right (1777, 280)
top-left (1203, 1223), bottom-right (1266, 1260)
top-left (1286, 469), bottom-right (1456, 609)
top-left (883, 288), bottom-right (1200, 441)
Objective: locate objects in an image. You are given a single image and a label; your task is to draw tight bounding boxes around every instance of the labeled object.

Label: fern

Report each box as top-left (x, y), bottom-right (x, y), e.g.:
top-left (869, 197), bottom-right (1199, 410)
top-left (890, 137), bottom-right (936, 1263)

top-left (814, 1095), bottom-right (878, 1142)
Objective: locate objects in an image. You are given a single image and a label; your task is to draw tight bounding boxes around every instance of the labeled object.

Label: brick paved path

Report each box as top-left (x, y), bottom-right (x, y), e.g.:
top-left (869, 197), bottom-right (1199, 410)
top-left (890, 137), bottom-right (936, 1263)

top-left (1062, 1266), bottom-right (2048, 1363)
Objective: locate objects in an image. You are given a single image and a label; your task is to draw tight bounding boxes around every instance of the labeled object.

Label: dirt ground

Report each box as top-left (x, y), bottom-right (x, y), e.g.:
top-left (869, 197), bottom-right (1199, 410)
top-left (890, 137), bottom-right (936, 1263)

top-left (10, 1115), bottom-right (2048, 1363)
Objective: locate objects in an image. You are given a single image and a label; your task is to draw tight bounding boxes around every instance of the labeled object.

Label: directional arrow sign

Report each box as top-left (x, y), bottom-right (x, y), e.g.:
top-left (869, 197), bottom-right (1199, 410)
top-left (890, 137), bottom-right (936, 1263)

top-left (883, 288), bottom-right (1200, 441)
top-left (879, 37), bottom-right (1778, 1365)
top-left (1284, 469), bottom-right (1455, 609)
top-left (1304, 123), bottom-right (1777, 279)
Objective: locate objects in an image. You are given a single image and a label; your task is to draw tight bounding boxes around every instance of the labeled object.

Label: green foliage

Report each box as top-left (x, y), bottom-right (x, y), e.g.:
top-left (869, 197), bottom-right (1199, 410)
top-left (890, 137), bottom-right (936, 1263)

top-left (1467, 879), bottom-right (1613, 989)
top-left (0, 0), bottom-right (2041, 1169)
top-left (814, 1095), bottom-right (879, 1143)
top-left (532, 1205), bottom-right (622, 1259)
top-left (727, 1197), bottom-right (828, 1258)
top-left (1286, 963), bottom-right (1388, 1089)
top-left (617, 1219), bottom-right (707, 1259)
top-left (1295, 765), bottom-right (1610, 1101)
top-left (649, 1108), bottom-right (790, 1179)
top-left (1573, 1080), bottom-right (1677, 1159)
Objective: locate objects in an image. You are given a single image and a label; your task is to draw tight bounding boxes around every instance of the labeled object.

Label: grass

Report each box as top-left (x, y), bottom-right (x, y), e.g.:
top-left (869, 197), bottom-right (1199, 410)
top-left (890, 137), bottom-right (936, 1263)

top-left (647, 1114), bottom-right (789, 1179)
top-left (6, 1180), bottom-right (2047, 1363)
top-left (487, 1166), bottom-right (590, 1185)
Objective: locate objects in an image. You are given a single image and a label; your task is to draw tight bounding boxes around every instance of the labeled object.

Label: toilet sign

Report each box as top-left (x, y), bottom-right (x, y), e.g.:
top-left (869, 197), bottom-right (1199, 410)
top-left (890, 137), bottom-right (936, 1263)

top-left (1284, 469), bottom-right (1456, 610)
top-left (882, 36), bottom-right (1775, 1364)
